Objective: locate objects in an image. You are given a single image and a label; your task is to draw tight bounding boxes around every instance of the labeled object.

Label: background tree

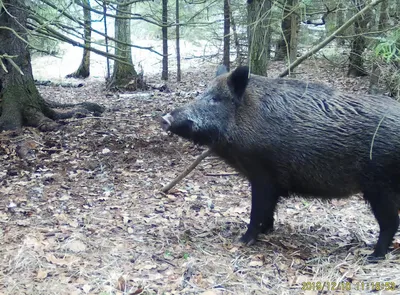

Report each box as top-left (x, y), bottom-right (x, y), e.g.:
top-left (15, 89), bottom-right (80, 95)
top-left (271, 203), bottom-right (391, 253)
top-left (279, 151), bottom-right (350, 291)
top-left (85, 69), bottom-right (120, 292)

top-left (275, 0), bottom-right (293, 61)
top-left (0, 0), bottom-right (102, 132)
top-left (176, 0), bottom-right (181, 82)
top-left (347, 0), bottom-right (371, 77)
top-left (107, 0), bottom-right (143, 89)
top-left (223, 0), bottom-right (230, 70)
top-left (162, 0), bottom-right (168, 80)
top-left (248, 0), bottom-right (272, 76)
top-left (369, 0), bottom-right (389, 93)
top-left (66, 0), bottom-right (92, 79)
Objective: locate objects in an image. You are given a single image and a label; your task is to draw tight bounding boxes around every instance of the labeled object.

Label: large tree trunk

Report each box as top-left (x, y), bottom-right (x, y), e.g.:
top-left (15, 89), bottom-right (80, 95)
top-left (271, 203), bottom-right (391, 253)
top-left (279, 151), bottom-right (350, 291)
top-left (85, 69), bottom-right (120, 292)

top-left (0, 0), bottom-right (58, 131)
top-left (0, 0), bottom-right (104, 132)
top-left (66, 0), bottom-right (92, 79)
top-left (108, 0), bottom-right (143, 89)
top-left (161, 0), bottom-right (168, 80)
top-left (223, 0), bottom-right (230, 71)
top-left (248, 0), bottom-right (272, 76)
top-left (347, 0), bottom-right (370, 77)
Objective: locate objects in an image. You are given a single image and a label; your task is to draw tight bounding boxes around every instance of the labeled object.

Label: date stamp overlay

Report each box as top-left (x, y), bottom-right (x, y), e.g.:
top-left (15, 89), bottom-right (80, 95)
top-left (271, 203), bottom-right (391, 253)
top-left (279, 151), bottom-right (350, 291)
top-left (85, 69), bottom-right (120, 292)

top-left (301, 281), bottom-right (396, 292)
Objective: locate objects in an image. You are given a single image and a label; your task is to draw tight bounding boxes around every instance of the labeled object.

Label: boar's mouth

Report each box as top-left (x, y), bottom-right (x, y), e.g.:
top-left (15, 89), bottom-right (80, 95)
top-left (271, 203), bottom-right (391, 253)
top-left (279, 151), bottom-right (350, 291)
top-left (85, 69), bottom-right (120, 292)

top-left (161, 113), bottom-right (216, 146)
top-left (161, 113), bottom-right (195, 139)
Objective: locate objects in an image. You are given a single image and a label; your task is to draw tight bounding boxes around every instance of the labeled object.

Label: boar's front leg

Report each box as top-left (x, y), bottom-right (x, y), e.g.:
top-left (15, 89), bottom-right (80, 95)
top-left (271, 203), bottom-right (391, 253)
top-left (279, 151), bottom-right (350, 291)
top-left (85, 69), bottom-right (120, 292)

top-left (240, 178), bottom-right (282, 246)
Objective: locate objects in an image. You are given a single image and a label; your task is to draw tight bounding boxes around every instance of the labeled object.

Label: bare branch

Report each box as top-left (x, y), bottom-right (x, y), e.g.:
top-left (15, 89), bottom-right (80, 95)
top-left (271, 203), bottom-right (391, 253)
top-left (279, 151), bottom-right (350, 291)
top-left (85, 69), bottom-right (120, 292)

top-left (279, 0), bottom-right (385, 78)
top-left (161, 149), bottom-right (212, 193)
top-left (30, 0), bottom-right (162, 56)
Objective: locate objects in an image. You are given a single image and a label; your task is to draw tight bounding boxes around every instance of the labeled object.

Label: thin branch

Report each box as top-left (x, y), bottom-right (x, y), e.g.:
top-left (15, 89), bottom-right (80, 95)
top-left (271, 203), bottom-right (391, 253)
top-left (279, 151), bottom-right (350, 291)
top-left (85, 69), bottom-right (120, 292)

top-left (30, 0), bottom-right (162, 55)
top-left (278, 0), bottom-right (385, 78)
top-left (161, 149), bottom-right (212, 193)
top-left (28, 16), bottom-right (134, 65)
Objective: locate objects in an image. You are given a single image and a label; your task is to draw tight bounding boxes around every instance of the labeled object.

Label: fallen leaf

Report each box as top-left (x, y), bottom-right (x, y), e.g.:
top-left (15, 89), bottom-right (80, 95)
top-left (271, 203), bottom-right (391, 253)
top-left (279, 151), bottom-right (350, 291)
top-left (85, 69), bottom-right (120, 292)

top-left (36, 269), bottom-right (48, 279)
top-left (46, 253), bottom-right (80, 266)
top-left (82, 284), bottom-right (91, 293)
top-left (116, 276), bottom-right (126, 291)
top-left (65, 240), bottom-right (87, 253)
top-left (248, 260), bottom-right (264, 267)
top-left (130, 287), bottom-right (144, 295)
top-left (68, 219), bottom-right (79, 228)
top-left (199, 290), bottom-right (221, 295)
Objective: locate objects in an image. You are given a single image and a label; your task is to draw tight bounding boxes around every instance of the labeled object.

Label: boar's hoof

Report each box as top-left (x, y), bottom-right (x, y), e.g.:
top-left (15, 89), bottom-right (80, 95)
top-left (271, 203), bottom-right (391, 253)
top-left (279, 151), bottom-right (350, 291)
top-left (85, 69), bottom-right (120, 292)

top-left (239, 227), bottom-right (260, 246)
top-left (261, 225), bottom-right (274, 234)
top-left (260, 219), bottom-right (274, 234)
top-left (365, 254), bottom-right (385, 263)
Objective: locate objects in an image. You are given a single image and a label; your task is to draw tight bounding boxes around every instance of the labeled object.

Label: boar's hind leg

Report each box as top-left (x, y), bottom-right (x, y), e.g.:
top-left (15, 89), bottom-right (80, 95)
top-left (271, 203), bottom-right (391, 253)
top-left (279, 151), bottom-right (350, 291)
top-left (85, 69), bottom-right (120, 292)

top-left (365, 190), bottom-right (400, 262)
top-left (239, 179), bottom-right (282, 246)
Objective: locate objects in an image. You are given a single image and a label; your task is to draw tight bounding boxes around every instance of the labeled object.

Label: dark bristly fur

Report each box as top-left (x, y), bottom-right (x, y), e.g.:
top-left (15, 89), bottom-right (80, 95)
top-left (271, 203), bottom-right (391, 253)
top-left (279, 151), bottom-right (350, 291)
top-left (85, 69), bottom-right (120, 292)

top-left (161, 65), bottom-right (400, 262)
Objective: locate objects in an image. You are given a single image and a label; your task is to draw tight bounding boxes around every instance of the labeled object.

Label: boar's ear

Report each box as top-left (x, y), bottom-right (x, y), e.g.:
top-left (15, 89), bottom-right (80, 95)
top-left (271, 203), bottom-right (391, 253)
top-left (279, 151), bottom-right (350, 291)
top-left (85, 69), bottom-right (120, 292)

top-left (227, 66), bottom-right (249, 100)
top-left (216, 64), bottom-right (228, 77)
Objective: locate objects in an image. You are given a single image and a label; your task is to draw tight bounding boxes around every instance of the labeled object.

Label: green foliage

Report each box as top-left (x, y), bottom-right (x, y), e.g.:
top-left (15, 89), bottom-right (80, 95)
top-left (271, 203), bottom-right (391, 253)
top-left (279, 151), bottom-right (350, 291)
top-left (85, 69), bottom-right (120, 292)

top-left (374, 30), bottom-right (400, 62)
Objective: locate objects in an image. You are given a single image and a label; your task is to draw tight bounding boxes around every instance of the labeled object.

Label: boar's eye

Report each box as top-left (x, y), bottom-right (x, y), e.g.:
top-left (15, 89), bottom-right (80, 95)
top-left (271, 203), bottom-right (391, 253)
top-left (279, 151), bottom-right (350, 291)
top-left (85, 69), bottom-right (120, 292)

top-left (212, 95), bottom-right (222, 102)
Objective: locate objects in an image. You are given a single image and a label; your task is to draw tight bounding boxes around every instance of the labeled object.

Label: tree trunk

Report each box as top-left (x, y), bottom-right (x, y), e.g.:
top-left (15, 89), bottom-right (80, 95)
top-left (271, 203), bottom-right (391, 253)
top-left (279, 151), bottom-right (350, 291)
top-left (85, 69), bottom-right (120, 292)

top-left (228, 0), bottom-right (241, 65)
top-left (108, 0), bottom-right (143, 89)
top-left (369, 0), bottom-right (388, 94)
top-left (275, 0), bottom-right (292, 61)
top-left (103, 0), bottom-right (111, 79)
top-left (397, 0), bottom-right (400, 19)
top-left (176, 0), bottom-right (181, 82)
top-left (336, 2), bottom-right (345, 46)
top-left (162, 0), bottom-right (168, 80)
top-left (223, 0), bottom-right (230, 71)
top-left (66, 0), bottom-right (91, 79)
top-left (347, 0), bottom-right (370, 77)
top-left (289, 0), bottom-right (299, 63)
top-left (248, 0), bottom-right (272, 76)
top-left (0, 0), bottom-right (57, 131)
top-left (0, 0), bottom-right (103, 132)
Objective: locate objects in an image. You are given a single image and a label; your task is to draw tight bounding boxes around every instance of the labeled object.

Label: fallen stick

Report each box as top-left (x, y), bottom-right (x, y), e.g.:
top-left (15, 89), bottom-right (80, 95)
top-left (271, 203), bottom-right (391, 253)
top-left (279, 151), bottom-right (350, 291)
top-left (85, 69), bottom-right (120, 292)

top-left (161, 149), bottom-right (212, 193)
top-left (205, 172), bottom-right (239, 176)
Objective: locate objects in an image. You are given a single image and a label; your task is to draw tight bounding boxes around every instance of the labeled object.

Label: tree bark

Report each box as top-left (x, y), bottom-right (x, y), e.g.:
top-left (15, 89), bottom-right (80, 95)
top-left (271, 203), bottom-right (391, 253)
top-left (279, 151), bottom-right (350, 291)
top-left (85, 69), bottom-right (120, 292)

top-left (248, 0), bottom-right (272, 76)
top-left (369, 0), bottom-right (388, 94)
top-left (289, 0), bottom-right (299, 63)
top-left (176, 0), bottom-right (181, 82)
top-left (347, 0), bottom-right (370, 77)
top-left (223, 0), bottom-right (230, 71)
top-left (397, 0), bottom-right (400, 19)
top-left (336, 2), bottom-right (346, 46)
top-left (0, 0), bottom-right (103, 132)
top-left (103, 0), bottom-right (111, 79)
top-left (275, 0), bottom-right (292, 61)
top-left (228, 0), bottom-right (241, 65)
top-left (107, 0), bottom-right (143, 89)
top-left (66, 0), bottom-right (91, 79)
top-left (162, 0), bottom-right (168, 80)
top-left (0, 0), bottom-right (57, 131)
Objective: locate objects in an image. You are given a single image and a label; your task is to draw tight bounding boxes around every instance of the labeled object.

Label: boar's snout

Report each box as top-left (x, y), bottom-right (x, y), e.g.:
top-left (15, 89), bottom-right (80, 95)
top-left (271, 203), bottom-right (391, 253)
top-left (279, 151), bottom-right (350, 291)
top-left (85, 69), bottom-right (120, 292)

top-left (161, 113), bottom-right (174, 131)
top-left (160, 110), bottom-right (195, 140)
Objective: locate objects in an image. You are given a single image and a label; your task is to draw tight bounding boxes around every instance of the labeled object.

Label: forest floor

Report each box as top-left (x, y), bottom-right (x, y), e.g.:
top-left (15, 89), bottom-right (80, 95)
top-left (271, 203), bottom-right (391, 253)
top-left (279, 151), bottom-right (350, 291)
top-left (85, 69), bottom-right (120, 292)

top-left (1, 55), bottom-right (400, 295)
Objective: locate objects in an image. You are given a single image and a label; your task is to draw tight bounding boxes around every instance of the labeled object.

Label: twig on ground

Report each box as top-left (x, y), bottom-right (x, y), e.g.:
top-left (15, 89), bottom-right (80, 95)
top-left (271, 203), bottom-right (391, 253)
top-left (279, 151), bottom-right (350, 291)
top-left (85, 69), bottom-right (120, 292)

top-left (160, 149), bottom-right (211, 193)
